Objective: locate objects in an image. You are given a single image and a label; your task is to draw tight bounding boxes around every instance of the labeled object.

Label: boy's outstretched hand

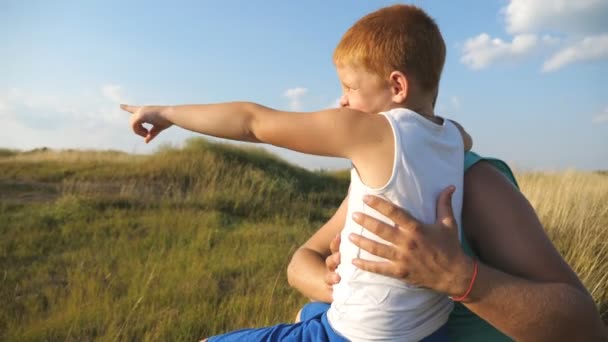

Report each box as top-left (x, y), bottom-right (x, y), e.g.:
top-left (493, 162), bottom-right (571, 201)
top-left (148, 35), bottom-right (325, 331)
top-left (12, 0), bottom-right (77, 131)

top-left (121, 104), bottom-right (173, 143)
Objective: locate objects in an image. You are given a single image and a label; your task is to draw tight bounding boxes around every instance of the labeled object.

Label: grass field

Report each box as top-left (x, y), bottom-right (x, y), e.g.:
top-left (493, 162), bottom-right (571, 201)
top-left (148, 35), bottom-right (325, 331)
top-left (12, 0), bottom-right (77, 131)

top-left (0, 139), bottom-right (606, 341)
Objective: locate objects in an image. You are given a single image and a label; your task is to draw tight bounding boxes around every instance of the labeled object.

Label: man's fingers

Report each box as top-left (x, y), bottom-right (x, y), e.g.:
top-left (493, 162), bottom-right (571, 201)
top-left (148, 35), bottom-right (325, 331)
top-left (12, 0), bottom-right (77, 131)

top-left (362, 195), bottom-right (420, 231)
top-left (436, 186), bottom-right (457, 229)
top-left (351, 259), bottom-right (395, 278)
top-left (352, 212), bottom-right (400, 243)
top-left (349, 234), bottom-right (396, 261)
top-left (120, 104), bottom-right (139, 114)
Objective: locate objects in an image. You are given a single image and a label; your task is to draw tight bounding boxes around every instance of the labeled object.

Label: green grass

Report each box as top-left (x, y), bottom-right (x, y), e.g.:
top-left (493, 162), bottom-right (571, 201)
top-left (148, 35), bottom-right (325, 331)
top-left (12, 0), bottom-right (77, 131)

top-left (0, 138), bottom-right (348, 341)
top-left (1, 200), bottom-right (314, 341)
top-left (0, 138), bottom-right (606, 341)
top-left (0, 148), bottom-right (19, 158)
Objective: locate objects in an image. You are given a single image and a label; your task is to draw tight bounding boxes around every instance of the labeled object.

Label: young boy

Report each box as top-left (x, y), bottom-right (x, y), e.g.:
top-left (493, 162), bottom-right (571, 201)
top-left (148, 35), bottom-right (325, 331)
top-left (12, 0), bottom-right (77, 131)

top-left (122, 4), bottom-right (471, 341)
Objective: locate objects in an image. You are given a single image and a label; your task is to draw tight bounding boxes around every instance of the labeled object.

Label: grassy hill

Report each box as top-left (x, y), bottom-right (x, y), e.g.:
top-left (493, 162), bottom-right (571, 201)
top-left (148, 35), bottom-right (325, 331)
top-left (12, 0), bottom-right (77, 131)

top-left (0, 139), bottom-right (606, 341)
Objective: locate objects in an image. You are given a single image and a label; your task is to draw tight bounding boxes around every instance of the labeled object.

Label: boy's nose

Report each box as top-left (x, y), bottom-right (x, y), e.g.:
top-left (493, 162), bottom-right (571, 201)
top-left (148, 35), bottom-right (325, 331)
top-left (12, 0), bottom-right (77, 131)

top-left (339, 95), bottom-right (349, 107)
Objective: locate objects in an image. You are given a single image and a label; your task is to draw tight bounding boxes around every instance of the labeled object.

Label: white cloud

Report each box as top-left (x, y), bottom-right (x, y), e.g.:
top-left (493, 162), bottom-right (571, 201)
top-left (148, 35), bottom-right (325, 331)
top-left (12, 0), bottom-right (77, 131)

top-left (461, 33), bottom-right (540, 69)
top-left (0, 88), bottom-right (60, 114)
top-left (0, 115), bottom-right (135, 151)
top-left (101, 84), bottom-right (126, 104)
top-left (542, 33), bottom-right (608, 72)
top-left (504, 0), bottom-right (608, 35)
top-left (436, 95), bottom-right (462, 115)
top-left (283, 87), bottom-right (308, 111)
top-left (541, 35), bottom-right (561, 46)
top-left (2, 85), bottom-right (130, 126)
top-left (461, 0), bottom-right (608, 71)
top-left (450, 96), bottom-right (461, 110)
top-left (592, 106), bottom-right (608, 124)
top-left (0, 85), bottom-right (143, 151)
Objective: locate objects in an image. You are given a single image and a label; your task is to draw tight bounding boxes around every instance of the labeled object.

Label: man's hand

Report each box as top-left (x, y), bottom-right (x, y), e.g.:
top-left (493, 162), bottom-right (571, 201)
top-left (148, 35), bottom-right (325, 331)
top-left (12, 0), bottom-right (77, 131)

top-left (121, 104), bottom-right (173, 143)
top-left (349, 186), bottom-right (475, 298)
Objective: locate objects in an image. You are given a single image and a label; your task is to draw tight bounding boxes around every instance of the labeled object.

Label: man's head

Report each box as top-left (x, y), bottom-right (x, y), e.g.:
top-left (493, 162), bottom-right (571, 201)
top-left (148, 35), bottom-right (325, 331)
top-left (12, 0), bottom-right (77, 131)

top-left (334, 4), bottom-right (445, 114)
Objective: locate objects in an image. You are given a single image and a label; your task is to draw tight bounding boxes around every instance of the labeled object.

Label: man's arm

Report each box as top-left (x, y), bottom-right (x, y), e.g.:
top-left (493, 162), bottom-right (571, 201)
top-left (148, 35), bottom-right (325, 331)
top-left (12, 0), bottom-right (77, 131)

top-left (287, 194), bottom-right (348, 303)
top-left (448, 119), bottom-right (473, 151)
top-left (461, 162), bottom-right (605, 341)
top-left (341, 163), bottom-right (605, 341)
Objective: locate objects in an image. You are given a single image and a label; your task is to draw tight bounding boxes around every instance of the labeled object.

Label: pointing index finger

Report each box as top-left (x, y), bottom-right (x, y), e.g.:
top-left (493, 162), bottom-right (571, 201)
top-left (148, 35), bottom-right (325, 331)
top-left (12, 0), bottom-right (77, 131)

top-left (120, 104), bottom-right (138, 114)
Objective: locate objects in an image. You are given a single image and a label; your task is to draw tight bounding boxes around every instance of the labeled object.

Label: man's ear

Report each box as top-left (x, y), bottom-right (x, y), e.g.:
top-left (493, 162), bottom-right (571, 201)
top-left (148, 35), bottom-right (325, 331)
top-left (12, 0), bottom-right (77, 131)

top-left (389, 71), bottom-right (408, 104)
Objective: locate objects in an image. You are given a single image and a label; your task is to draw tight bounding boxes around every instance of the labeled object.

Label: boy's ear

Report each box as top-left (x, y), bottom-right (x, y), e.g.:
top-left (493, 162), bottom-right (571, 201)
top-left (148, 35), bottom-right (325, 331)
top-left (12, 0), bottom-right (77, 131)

top-left (389, 71), bottom-right (408, 104)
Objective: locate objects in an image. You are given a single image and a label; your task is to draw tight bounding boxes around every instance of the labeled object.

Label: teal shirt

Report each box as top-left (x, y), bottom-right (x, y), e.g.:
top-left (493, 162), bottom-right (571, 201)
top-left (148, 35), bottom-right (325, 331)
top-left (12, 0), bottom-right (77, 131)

top-left (447, 152), bottom-right (517, 342)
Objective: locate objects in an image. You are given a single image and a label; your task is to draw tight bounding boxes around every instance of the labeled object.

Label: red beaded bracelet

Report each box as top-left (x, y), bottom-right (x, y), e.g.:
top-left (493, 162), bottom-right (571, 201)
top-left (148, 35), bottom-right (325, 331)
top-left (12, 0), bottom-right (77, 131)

top-left (451, 259), bottom-right (478, 302)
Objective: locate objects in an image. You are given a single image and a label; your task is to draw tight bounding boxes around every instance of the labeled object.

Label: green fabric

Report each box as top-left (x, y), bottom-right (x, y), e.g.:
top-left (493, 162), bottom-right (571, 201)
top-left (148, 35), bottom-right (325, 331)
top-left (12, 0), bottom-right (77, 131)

top-left (446, 151), bottom-right (517, 342)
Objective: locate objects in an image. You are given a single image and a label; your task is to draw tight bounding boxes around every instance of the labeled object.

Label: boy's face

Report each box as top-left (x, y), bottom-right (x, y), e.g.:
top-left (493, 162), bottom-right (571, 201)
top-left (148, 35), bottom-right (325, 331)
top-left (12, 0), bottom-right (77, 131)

top-left (336, 65), bottom-right (394, 114)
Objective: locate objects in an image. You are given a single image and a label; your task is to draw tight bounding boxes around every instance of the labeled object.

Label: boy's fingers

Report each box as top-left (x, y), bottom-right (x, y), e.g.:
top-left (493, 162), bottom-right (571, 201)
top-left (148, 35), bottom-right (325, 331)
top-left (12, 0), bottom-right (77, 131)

top-left (133, 124), bottom-right (148, 139)
top-left (145, 125), bottom-right (163, 143)
top-left (130, 115), bottom-right (148, 138)
top-left (120, 104), bottom-right (138, 113)
top-left (325, 252), bottom-right (340, 271)
top-left (324, 271), bottom-right (340, 286)
top-left (330, 233), bottom-right (341, 254)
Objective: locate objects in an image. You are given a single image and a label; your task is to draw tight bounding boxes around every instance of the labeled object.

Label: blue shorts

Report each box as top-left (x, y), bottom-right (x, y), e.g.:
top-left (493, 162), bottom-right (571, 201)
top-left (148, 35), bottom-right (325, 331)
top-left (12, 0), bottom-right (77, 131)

top-left (207, 302), bottom-right (449, 341)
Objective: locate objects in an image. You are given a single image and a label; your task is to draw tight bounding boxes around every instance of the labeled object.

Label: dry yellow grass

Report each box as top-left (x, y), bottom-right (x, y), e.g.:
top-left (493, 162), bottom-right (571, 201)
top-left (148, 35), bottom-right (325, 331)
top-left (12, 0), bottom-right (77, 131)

top-left (517, 171), bottom-right (608, 319)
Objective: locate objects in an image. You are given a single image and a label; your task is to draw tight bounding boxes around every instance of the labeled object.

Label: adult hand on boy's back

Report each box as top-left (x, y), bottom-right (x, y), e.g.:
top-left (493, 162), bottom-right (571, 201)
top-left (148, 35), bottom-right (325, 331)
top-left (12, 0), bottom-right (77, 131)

top-left (335, 187), bottom-right (475, 298)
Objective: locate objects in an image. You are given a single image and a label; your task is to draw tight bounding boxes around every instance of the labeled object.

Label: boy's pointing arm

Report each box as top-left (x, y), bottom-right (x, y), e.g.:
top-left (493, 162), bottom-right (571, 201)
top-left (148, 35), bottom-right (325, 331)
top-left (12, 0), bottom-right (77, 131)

top-left (121, 102), bottom-right (390, 161)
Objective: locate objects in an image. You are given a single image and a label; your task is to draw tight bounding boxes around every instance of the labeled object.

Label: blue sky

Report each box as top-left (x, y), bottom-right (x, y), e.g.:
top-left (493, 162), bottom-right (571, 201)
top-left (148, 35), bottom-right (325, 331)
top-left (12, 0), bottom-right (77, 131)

top-left (1, 0), bottom-right (607, 170)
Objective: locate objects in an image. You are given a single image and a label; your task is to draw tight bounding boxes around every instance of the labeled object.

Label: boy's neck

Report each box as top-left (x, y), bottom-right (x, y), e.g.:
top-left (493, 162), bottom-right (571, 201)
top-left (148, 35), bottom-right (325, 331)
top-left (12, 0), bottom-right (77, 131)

top-left (408, 103), bottom-right (435, 118)
top-left (400, 85), bottom-right (439, 121)
top-left (390, 102), bottom-right (440, 123)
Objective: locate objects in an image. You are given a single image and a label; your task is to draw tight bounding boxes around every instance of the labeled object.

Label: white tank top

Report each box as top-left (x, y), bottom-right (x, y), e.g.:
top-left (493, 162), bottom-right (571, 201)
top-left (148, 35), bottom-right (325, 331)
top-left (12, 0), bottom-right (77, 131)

top-left (326, 108), bottom-right (464, 341)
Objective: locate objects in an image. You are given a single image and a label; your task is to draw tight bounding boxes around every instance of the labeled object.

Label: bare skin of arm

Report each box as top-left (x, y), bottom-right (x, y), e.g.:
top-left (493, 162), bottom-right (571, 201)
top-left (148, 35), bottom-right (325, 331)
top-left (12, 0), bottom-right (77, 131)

top-left (121, 102), bottom-right (396, 188)
top-left (287, 194), bottom-right (348, 303)
top-left (456, 162), bottom-right (606, 341)
top-left (288, 162), bottom-right (607, 341)
top-left (448, 119), bottom-right (472, 151)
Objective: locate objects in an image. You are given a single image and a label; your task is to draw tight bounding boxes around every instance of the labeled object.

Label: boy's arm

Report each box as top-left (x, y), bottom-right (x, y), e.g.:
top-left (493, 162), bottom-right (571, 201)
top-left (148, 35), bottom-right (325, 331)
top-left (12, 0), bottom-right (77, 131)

top-left (287, 194), bottom-right (349, 303)
top-left (449, 119), bottom-right (473, 151)
top-left (121, 102), bottom-right (390, 162)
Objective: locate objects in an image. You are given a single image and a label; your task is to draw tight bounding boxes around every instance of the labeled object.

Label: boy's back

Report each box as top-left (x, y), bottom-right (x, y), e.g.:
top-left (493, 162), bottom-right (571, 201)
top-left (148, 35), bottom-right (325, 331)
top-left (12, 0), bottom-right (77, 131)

top-left (328, 108), bottom-right (464, 341)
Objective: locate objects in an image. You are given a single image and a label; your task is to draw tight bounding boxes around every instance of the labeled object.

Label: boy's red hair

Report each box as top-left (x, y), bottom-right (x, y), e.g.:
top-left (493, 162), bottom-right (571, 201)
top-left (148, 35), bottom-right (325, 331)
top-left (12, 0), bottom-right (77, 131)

top-left (333, 4), bottom-right (446, 93)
